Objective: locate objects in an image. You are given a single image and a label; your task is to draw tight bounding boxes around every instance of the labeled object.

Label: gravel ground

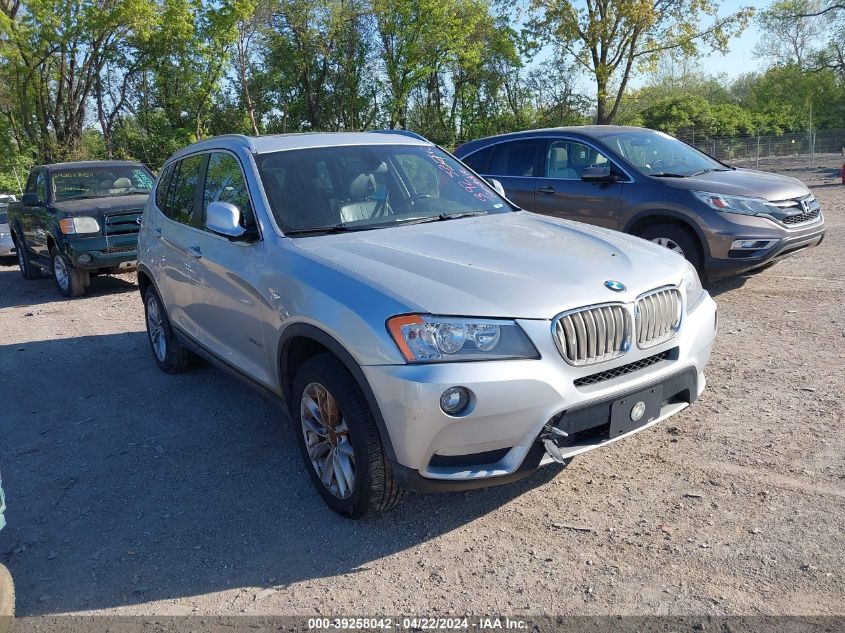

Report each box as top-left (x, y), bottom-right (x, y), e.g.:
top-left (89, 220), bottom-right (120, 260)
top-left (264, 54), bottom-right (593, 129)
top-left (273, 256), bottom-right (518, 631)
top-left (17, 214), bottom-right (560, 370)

top-left (0, 157), bottom-right (843, 618)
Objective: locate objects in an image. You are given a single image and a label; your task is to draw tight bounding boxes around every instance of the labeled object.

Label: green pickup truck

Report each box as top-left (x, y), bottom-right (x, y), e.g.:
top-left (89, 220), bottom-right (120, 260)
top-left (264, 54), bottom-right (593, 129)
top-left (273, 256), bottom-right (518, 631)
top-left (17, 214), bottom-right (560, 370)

top-left (7, 160), bottom-right (155, 297)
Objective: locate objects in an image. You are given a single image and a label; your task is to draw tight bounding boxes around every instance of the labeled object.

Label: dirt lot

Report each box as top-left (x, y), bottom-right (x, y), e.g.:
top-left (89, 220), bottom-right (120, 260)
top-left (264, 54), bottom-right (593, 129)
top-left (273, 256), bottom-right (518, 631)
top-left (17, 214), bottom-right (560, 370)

top-left (0, 157), bottom-right (843, 618)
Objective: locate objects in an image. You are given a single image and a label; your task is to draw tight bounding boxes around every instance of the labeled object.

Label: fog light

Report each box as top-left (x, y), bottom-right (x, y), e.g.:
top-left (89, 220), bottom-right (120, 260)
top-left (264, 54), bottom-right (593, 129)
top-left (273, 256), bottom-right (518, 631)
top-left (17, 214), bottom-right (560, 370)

top-left (440, 386), bottom-right (469, 415)
top-left (630, 401), bottom-right (646, 422)
top-left (730, 239), bottom-right (777, 251)
top-left (78, 253), bottom-right (92, 264)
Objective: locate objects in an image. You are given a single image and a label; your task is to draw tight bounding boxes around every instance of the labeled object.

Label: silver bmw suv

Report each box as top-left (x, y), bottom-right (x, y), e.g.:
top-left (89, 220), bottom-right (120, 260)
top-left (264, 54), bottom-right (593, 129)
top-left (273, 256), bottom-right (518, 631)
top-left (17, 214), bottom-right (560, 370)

top-left (137, 131), bottom-right (718, 518)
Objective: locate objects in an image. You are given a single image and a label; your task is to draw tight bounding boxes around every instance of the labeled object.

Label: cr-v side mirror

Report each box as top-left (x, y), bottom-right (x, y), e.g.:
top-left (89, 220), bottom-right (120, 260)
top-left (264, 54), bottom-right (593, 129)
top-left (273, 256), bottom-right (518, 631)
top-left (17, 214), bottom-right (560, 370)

top-left (580, 166), bottom-right (613, 181)
top-left (206, 201), bottom-right (247, 239)
top-left (21, 193), bottom-right (40, 206)
top-left (487, 178), bottom-right (506, 197)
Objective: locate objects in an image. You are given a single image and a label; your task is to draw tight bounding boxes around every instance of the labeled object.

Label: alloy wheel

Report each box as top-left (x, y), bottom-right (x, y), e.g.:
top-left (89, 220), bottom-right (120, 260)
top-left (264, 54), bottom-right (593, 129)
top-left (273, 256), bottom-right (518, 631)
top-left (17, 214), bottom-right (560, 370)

top-left (652, 237), bottom-right (686, 258)
top-left (300, 382), bottom-right (356, 499)
top-left (53, 254), bottom-right (69, 291)
top-left (146, 295), bottom-right (167, 362)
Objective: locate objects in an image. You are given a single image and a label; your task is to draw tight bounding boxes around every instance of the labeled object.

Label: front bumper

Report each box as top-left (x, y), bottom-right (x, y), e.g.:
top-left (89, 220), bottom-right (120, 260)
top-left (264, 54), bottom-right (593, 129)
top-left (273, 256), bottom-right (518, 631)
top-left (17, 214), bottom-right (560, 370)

top-left (701, 212), bottom-right (826, 281)
top-left (363, 295), bottom-right (717, 491)
top-left (61, 234), bottom-right (138, 270)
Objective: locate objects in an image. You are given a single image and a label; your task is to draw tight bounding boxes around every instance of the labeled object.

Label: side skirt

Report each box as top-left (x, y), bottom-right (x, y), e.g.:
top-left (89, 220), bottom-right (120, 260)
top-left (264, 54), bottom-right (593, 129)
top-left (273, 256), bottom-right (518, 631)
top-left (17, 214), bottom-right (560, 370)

top-left (172, 325), bottom-right (287, 409)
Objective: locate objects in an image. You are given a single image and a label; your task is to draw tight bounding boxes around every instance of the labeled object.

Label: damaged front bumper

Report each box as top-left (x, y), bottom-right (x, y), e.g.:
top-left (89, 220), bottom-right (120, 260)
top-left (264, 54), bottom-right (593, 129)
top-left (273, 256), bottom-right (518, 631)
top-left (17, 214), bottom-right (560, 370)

top-left (366, 295), bottom-right (717, 493)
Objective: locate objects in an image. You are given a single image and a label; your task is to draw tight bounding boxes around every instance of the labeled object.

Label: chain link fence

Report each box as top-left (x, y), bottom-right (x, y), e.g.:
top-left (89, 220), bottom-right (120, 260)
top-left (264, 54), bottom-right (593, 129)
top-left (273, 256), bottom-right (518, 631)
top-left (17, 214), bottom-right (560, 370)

top-left (676, 129), bottom-right (845, 168)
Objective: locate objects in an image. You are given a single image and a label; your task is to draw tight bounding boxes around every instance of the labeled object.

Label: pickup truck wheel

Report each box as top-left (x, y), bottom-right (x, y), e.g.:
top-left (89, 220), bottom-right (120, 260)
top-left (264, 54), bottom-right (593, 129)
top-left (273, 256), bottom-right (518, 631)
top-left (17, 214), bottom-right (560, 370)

top-left (0, 561), bottom-right (13, 617)
top-left (50, 248), bottom-right (88, 297)
top-left (15, 239), bottom-right (41, 280)
top-left (143, 287), bottom-right (193, 373)
top-left (292, 354), bottom-right (406, 518)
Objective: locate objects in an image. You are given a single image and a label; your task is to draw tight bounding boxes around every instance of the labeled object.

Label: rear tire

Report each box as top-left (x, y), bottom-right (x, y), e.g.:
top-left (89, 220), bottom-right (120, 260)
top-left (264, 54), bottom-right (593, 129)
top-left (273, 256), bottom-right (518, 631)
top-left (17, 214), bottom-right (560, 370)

top-left (638, 223), bottom-right (704, 278)
top-left (50, 247), bottom-right (88, 297)
top-left (143, 287), bottom-right (193, 373)
top-left (292, 354), bottom-right (406, 518)
top-left (15, 238), bottom-right (40, 280)
top-left (0, 562), bottom-right (13, 618)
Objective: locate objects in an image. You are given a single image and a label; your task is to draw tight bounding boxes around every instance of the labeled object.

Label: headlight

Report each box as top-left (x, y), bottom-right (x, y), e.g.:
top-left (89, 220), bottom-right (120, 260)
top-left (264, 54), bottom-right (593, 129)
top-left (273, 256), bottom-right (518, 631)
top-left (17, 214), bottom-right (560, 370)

top-left (681, 262), bottom-right (705, 310)
top-left (387, 314), bottom-right (539, 362)
top-left (59, 216), bottom-right (100, 235)
top-left (691, 191), bottom-right (771, 216)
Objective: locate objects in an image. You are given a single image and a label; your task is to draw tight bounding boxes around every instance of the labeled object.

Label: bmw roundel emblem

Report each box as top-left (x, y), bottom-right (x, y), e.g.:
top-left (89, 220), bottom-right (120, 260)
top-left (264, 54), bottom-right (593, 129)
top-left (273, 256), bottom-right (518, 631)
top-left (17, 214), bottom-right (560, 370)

top-left (604, 280), bottom-right (626, 292)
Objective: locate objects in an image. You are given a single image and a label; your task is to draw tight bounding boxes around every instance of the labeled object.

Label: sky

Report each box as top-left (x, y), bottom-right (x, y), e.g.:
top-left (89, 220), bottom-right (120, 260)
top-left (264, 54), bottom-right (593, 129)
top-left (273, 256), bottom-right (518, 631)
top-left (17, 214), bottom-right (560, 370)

top-left (617, 0), bottom-right (767, 89)
top-left (693, 1), bottom-right (765, 80)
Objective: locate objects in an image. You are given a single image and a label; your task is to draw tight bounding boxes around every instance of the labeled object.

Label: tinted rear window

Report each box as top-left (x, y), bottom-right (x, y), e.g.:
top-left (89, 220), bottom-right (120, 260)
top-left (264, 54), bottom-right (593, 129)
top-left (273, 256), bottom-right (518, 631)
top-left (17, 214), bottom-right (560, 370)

top-left (489, 140), bottom-right (538, 177)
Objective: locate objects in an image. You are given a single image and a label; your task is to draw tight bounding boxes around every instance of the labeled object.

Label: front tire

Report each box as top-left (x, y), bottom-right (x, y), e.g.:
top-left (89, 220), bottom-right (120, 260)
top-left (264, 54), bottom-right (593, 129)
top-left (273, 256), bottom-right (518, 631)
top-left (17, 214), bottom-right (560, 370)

top-left (638, 223), bottom-right (704, 277)
top-left (50, 247), bottom-right (88, 297)
top-left (0, 562), bottom-right (13, 618)
top-left (143, 287), bottom-right (193, 373)
top-left (292, 354), bottom-right (406, 518)
top-left (15, 238), bottom-right (40, 280)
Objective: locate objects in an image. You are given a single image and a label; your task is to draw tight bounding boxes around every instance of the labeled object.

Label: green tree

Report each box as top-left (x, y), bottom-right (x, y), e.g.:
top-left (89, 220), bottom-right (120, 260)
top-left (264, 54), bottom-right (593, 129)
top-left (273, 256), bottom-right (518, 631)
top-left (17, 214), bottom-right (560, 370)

top-left (527, 0), bottom-right (754, 124)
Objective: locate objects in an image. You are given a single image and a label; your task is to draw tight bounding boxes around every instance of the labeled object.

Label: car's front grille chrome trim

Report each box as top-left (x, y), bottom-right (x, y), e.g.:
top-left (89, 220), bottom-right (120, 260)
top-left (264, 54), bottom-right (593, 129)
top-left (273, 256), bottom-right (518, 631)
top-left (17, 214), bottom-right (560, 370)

top-left (636, 286), bottom-right (682, 349)
top-left (552, 303), bottom-right (632, 366)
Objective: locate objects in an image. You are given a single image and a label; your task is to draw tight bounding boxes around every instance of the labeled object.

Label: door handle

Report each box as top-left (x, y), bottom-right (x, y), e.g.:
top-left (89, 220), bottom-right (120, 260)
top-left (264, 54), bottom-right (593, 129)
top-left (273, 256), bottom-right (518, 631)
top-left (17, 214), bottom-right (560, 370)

top-left (187, 246), bottom-right (202, 259)
top-left (537, 186), bottom-right (556, 194)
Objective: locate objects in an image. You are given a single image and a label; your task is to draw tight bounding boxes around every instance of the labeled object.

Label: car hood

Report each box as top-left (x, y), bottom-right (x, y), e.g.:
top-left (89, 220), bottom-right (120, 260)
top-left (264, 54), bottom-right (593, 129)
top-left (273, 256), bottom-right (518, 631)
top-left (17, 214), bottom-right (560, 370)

top-left (662, 168), bottom-right (809, 201)
top-left (292, 211), bottom-right (689, 319)
top-left (51, 194), bottom-right (149, 215)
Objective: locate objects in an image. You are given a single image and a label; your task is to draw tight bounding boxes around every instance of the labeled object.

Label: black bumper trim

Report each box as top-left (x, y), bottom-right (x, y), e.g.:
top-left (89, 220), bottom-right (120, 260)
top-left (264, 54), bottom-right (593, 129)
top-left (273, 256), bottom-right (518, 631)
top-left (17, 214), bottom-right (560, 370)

top-left (393, 367), bottom-right (699, 493)
top-left (705, 228), bottom-right (825, 280)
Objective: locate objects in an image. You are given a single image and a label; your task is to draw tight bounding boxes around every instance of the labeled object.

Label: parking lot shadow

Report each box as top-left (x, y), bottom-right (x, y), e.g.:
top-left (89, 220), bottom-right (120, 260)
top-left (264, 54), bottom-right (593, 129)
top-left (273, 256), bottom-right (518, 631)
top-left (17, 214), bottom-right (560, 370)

top-left (0, 332), bottom-right (565, 616)
top-left (0, 267), bottom-right (137, 309)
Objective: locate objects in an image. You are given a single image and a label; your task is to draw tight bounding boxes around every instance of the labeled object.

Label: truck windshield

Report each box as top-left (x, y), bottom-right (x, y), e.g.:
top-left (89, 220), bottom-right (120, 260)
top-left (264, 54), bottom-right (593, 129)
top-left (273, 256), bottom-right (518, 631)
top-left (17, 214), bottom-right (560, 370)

top-left (256, 144), bottom-right (512, 235)
top-left (52, 166), bottom-right (155, 201)
top-left (600, 129), bottom-right (726, 177)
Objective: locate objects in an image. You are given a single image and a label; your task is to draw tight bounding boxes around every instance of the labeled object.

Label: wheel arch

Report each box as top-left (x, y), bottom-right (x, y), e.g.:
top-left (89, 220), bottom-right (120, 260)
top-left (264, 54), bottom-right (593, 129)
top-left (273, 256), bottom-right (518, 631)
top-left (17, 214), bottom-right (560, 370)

top-left (278, 323), bottom-right (397, 461)
top-left (623, 210), bottom-right (711, 258)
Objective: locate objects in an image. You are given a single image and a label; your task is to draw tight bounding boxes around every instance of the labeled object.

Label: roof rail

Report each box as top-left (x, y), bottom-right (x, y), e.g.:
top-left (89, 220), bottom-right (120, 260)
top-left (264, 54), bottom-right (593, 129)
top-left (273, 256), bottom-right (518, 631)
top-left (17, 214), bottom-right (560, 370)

top-left (369, 129), bottom-right (430, 142)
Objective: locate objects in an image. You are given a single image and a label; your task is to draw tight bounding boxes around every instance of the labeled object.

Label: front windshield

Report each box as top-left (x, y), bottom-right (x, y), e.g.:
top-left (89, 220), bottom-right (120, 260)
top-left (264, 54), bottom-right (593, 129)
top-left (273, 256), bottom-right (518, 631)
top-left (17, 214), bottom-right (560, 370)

top-left (256, 144), bottom-right (511, 234)
top-left (601, 129), bottom-right (725, 177)
top-left (52, 166), bottom-right (154, 201)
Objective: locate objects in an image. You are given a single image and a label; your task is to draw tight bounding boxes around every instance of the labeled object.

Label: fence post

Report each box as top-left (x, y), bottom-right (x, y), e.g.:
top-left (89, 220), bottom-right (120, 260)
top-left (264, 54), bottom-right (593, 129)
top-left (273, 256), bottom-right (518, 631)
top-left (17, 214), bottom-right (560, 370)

top-left (756, 137), bottom-right (760, 168)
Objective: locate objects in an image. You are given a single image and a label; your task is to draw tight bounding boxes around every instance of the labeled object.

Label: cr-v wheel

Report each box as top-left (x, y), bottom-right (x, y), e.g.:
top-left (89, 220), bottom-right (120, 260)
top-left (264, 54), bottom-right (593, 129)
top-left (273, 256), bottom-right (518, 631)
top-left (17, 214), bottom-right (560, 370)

top-left (292, 354), bottom-right (406, 518)
top-left (143, 287), bottom-right (193, 373)
top-left (638, 223), bottom-right (704, 278)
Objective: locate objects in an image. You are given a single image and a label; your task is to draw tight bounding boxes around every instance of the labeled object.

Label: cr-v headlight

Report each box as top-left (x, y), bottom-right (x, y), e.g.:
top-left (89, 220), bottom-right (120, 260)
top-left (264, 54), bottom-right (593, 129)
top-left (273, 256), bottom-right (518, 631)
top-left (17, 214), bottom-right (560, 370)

top-left (682, 262), bottom-right (705, 310)
top-left (387, 315), bottom-right (539, 362)
top-left (691, 191), bottom-right (770, 216)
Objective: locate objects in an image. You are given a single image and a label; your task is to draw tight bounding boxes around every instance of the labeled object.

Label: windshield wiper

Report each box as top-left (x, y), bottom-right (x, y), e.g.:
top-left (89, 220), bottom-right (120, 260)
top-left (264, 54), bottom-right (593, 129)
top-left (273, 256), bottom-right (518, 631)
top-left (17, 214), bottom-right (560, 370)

top-left (690, 168), bottom-right (731, 176)
top-left (649, 172), bottom-right (688, 178)
top-left (285, 223), bottom-right (374, 236)
top-left (393, 211), bottom-right (489, 226)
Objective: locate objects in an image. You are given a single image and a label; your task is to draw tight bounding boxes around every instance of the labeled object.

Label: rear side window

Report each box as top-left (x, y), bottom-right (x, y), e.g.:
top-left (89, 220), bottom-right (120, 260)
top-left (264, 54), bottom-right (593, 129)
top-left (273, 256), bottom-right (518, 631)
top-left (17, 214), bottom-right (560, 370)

top-left (461, 146), bottom-right (493, 174)
top-left (165, 155), bottom-right (205, 225)
top-left (201, 153), bottom-right (253, 228)
top-left (489, 141), bottom-right (538, 177)
top-left (27, 170), bottom-right (47, 201)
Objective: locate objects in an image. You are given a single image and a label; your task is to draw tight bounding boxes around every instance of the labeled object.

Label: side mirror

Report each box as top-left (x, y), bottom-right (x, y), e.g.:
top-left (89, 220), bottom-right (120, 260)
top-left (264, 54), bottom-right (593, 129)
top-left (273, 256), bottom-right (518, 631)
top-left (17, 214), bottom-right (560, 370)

top-left (206, 201), bottom-right (247, 239)
top-left (22, 193), bottom-right (40, 206)
top-left (487, 178), bottom-right (506, 197)
top-left (581, 166), bottom-right (614, 181)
